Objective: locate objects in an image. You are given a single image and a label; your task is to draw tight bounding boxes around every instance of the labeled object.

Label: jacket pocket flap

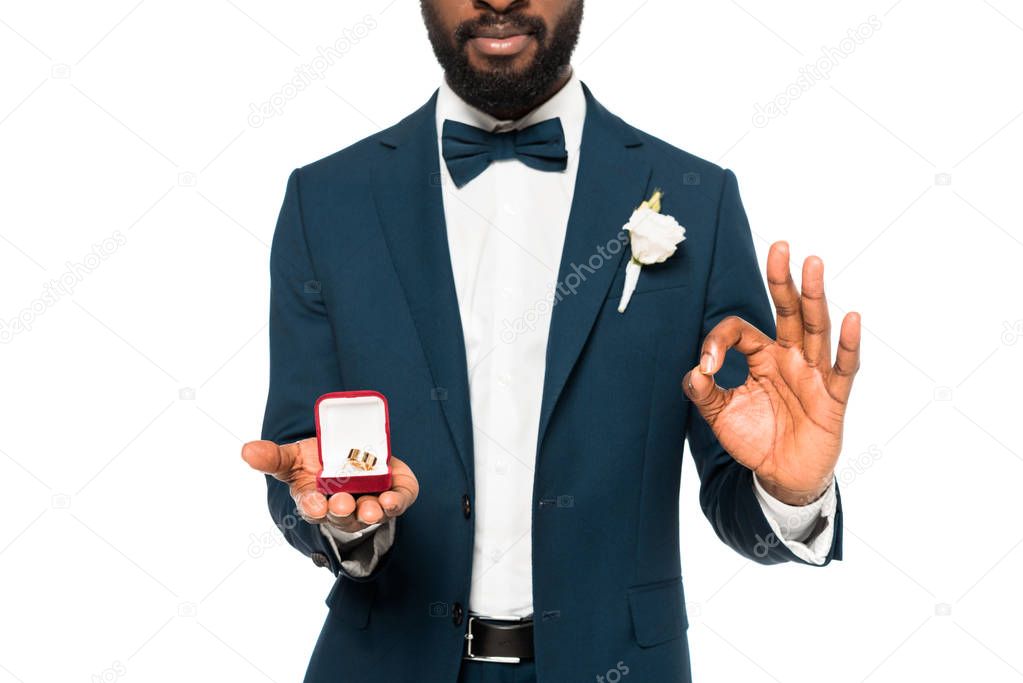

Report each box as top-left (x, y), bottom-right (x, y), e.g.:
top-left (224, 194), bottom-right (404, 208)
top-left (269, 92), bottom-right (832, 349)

top-left (627, 576), bottom-right (688, 647)
top-left (605, 252), bottom-right (691, 302)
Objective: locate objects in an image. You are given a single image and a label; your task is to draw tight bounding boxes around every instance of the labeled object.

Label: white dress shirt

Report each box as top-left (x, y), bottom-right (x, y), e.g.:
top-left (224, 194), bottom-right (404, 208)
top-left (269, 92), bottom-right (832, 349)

top-left (322, 68), bottom-right (838, 612)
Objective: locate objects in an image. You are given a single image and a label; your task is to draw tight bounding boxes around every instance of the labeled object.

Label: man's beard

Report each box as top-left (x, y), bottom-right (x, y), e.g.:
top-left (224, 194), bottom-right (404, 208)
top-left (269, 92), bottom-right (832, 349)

top-left (421, 1), bottom-right (584, 117)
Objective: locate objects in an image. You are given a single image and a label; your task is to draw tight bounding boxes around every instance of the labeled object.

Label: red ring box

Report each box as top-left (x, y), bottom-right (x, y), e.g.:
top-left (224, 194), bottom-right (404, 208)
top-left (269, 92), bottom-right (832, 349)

top-left (314, 390), bottom-right (393, 495)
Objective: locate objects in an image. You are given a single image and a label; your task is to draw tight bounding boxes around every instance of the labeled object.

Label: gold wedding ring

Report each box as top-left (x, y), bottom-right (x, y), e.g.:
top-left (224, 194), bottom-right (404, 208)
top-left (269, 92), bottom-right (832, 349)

top-left (347, 448), bottom-right (377, 471)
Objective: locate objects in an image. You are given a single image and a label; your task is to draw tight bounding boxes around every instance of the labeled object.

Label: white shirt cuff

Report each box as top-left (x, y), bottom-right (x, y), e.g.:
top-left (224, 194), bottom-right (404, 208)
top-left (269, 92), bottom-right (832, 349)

top-left (323, 522), bottom-right (382, 547)
top-left (752, 473), bottom-right (837, 565)
top-left (319, 517), bottom-right (396, 577)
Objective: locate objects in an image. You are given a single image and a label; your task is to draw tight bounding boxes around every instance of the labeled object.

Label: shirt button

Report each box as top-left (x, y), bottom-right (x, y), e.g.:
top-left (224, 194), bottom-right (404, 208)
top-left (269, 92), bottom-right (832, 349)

top-left (498, 373), bottom-right (512, 386)
top-left (462, 494), bottom-right (472, 519)
top-left (452, 602), bottom-right (464, 626)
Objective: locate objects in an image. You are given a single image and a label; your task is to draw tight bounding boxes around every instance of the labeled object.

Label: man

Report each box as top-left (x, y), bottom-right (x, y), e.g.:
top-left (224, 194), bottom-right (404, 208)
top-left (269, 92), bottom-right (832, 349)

top-left (242, 1), bottom-right (861, 681)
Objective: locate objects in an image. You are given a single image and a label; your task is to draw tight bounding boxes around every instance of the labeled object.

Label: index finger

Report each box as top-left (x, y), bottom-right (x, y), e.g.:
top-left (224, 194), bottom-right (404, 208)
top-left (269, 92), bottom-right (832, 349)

top-left (700, 315), bottom-right (774, 375)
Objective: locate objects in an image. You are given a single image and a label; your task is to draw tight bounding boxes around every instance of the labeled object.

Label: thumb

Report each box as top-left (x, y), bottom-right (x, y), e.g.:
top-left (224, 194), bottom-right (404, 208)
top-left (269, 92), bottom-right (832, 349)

top-left (241, 440), bottom-right (294, 479)
top-left (682, 365), bottom-right (729, 424)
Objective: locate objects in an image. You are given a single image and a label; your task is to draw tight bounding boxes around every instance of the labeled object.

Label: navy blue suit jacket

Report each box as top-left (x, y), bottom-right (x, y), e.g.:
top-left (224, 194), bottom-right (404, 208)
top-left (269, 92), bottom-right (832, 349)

top-left (260, 82), bottom-right (842, 683)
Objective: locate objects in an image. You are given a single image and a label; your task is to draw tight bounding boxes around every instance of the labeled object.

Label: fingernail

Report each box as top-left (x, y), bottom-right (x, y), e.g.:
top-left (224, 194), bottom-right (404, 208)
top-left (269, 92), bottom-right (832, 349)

top-left (700, 353), bottom-right (714, 374)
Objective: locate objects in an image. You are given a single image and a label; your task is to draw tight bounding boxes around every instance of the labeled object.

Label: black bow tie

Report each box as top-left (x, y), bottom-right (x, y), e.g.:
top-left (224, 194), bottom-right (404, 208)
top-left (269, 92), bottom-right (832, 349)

top-left (441, 117), bottom-right (568, 188)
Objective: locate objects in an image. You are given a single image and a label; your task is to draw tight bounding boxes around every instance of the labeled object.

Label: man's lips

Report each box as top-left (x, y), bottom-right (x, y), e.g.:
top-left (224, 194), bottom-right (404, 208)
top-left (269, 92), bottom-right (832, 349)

top-left (468, 32), bottom-right (534, 57)
top-left (472, 25), bottom-right (533, 39)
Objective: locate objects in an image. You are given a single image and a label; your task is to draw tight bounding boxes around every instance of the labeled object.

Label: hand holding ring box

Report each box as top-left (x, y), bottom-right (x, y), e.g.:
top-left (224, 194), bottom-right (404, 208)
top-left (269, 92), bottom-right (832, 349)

top-left (314, 390), bottom-right (393, 495)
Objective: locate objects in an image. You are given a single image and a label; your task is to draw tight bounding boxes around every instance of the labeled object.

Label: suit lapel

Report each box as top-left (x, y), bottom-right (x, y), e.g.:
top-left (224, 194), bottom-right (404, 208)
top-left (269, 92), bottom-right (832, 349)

top-left (371, 92), bottom-right (475, 487)
top-left (537, 83), bottom-right (653, 449)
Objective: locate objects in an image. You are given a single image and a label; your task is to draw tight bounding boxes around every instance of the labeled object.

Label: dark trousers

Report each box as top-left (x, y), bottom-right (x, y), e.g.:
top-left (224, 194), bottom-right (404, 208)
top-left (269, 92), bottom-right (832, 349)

top-left (457, 659), bottom-right (537, 683)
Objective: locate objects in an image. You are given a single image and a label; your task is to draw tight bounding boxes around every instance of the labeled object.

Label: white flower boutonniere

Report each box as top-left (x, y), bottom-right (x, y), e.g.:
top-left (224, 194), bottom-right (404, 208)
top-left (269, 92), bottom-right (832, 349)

top-left (618, 189), bottom-right (686, 313)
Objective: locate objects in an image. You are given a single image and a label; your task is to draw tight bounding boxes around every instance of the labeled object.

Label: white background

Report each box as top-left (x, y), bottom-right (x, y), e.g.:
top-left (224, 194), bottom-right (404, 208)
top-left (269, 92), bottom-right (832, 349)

top-left (1, 1), bottom-right (1022, 681)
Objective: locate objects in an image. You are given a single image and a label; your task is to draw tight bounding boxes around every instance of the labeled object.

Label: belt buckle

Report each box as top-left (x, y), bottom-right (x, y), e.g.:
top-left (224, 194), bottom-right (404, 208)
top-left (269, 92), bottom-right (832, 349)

top-left (464, 616), bottom-right (522, 664)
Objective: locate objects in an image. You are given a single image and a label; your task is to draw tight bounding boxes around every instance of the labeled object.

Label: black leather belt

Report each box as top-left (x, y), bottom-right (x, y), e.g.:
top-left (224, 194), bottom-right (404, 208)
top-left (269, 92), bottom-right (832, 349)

top-left (463, 616), bottom-right (534, 662)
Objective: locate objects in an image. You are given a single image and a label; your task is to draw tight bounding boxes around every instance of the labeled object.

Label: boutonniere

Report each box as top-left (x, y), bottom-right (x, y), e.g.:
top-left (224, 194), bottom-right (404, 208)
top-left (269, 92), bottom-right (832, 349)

top-left (618, 189), bottom-right (686, 313)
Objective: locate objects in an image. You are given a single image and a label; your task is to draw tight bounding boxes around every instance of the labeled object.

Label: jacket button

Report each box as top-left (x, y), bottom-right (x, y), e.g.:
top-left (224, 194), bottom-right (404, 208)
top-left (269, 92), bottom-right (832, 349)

top-left (452, 602), bottom-right (464, 626)
top-left (310, 552), bottom-right (330, 568)
top-left (462, 494), bottom-right (471, 519)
